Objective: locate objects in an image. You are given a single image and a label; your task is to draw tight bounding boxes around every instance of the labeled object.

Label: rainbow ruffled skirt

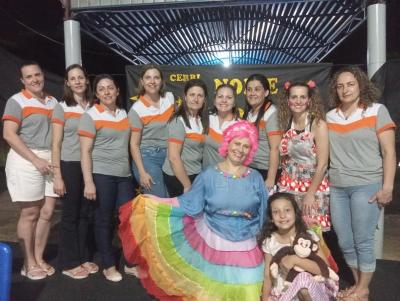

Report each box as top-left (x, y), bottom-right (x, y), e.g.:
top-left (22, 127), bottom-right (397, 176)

top-left (119, 194), bottom-right (264, 301)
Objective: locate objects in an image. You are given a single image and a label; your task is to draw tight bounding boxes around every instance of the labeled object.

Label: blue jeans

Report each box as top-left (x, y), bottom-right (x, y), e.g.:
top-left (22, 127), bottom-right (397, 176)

top-left (330, 183), bottom-right (381, 272)
top-left (132, 146), bottom-right (167, 197)
top-left (93, 173), bottom-right (135, 269)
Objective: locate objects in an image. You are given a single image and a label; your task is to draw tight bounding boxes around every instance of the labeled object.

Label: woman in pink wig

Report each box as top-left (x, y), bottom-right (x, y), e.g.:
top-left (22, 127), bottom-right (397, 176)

top-left (119, 120), bottom-right (269, 301)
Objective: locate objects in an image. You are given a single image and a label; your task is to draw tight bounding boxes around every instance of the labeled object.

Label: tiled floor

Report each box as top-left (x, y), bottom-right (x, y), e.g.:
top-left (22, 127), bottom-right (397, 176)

top-left (0, 190), bottom-right (399, 261)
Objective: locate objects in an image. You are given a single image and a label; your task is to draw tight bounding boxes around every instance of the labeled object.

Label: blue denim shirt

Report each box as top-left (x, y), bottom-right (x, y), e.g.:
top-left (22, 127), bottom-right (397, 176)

top-left (178, 166), bottom-right (268, 241)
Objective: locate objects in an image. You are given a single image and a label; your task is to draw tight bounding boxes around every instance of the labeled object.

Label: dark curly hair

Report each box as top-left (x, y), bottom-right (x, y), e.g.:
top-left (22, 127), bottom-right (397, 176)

top-left (277, 81), bottom-right (325, 131)
top-left (257, 192), bottom-right (307, 248)
top-left (329, 66), bottom-right (381, 109)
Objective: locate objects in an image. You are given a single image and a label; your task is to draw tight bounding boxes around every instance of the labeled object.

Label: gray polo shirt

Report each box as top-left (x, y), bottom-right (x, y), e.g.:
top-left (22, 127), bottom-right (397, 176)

top-left (78, 104), bottom-right (131, 177)
top-left (203, 114), bottom-right (238, 169)
top-left (2, 90), bottom-right (57, 150)
top-left (327, 103), bottom-right (395, 187)
top-left (52, 101), bottom-right (89, 162)
top-left (128, 92), bottom-right (174, 149)
top-left (162, 116), bottom-right (205, 176)
top-left (247, 104), bottom-right (281, 170)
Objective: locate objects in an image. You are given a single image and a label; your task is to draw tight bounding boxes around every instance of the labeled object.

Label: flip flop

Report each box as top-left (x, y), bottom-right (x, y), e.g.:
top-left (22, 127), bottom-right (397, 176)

top-left (124, 265), bottom-right (148, 278)
top-left (337, 286), bottom-right (356, 299)
top-left (62, 266), bottom-right (89, 279)
top-left (341, 292), bottom-right (369, 301)
top-left (82, 262), bottom-right (99, 274)
top-left (38, 261), bottom-right (55, 276)
top-left (21, 265), bottom-right (47, 280)
top-left (124, 265), bottom-right (140, 278)
top-left (103, 269), bottom-right (122, 282)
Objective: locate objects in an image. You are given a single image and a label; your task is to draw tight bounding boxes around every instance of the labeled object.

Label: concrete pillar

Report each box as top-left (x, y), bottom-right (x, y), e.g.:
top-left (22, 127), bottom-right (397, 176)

top-left (64, 19), bottom-right (82, 68)
top-left (367, 0), bottom-right (386, 260)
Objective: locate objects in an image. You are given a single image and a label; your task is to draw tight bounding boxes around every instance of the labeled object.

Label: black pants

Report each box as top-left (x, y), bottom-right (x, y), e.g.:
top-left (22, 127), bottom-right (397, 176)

top-left (58, 161), bottom-right (92, 270)
top-left (163, 173), bottom-right (198, 197)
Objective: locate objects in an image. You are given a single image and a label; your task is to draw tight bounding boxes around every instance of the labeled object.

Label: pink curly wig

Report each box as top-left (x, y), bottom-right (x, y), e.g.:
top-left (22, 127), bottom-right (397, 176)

top-left (218, 120), bottom-right (259, 166)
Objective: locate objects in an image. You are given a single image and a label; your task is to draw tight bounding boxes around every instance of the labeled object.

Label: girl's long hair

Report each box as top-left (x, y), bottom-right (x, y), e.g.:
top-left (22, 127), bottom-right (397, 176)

top-left (169, 79), bottom-right (209, 134)
top-left (277, 81), bottom-right (325, 130)
top-left (257, 192), bottom-right (308, 248)
top-left (243, 74), bottom-right (273, 128)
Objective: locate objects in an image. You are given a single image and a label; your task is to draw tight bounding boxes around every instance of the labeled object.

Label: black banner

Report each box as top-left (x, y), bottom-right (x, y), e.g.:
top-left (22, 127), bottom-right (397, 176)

top-left (126, 63), bottom-right (333, 110)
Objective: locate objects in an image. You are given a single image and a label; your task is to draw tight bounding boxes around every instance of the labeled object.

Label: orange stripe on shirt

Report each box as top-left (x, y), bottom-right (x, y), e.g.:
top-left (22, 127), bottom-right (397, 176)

top-left (268, 130), bottom-right (283, 137)
top-left (2, 115), bottom-right (21, 125)
top-left (139, 96), bottom-right (152, 107)
top-left (52, 118), bottom-right (65, 126)
top-left (376, 123), bottom-right (396, 135)
top-left (22, 107), bottom-right (53, 118)
top-left (168, 138), bottom-right (184, 144)
top-left (131, 127), bottom-right (142, 132)
top-left (78, 130), bottom-right (95, 138)
top-left (140, 105), bottom-right (174, 125)
top-left (327, 116), bottom-right (376, 133)
top-left (95, 118), bottom-right (129, 131)
top-left (64, 112), bottom-right (82, 119)
top-left (208, 128), bottom-right (223, 143)
top-left (186, 133), bottom-right (205, 143)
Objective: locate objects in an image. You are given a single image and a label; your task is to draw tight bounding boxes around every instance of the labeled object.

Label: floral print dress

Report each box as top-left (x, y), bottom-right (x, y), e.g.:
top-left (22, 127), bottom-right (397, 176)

top-left (278, 119), bottom-right (331, 232)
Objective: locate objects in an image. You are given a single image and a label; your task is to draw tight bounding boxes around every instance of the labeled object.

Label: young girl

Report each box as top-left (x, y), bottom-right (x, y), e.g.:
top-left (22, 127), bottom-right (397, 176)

top-left (259, 192), bottom-right (338, 301)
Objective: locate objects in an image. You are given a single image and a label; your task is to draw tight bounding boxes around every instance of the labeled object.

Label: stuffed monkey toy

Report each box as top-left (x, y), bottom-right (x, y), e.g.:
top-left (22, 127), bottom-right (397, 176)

top-left (269, 231), bottom-right (339, 283)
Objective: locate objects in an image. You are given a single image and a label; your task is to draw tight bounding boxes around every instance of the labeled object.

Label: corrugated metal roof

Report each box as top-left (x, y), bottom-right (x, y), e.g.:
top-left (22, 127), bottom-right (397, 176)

top-left (72, 0), bottom-right (366, 65)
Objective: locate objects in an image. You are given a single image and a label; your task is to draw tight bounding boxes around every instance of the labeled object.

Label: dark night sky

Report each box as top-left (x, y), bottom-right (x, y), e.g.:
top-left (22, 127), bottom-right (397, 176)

top-left (0, 0), bottom-right (399, 79)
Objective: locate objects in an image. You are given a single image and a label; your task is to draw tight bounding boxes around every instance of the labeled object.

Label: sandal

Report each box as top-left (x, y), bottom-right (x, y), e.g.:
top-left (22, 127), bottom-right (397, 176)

top-left (124, 265), bottom-right (148, 278)
top-left (342, 292), bottom-right (369, 301)
top-left (62, 266), bottom-right (89, 280)
top-left (82, 262), bottom-right (99, 274)
top-left (21, 265), bottom-right (47, 280)
top-left (38, 261), bottom-right (55, 276)
top-left (124, 265), bottom-right (140, 278)
top-left (337, 287), bottom-right (356, 299)
top-left (103, 269), bottom-right (122, 282)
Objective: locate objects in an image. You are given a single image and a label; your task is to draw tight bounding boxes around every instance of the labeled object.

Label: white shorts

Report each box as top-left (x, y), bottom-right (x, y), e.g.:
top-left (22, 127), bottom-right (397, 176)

top-left (5, 149), bottom-right (58, 202)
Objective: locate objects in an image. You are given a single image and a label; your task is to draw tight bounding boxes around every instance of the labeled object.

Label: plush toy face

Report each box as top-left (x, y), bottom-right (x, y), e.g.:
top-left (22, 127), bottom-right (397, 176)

top-left (293, 237), bottom-right (319, 258)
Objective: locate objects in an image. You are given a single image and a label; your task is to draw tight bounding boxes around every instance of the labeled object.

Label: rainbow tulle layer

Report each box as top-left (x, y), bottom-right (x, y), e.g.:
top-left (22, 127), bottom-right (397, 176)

top-left (119, 194), bottom-right (264, 301)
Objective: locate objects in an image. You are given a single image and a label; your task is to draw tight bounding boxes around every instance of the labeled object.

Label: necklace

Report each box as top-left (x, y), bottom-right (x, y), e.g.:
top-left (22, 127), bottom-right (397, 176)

top-left (215, 166), bottom-right (251, 179)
